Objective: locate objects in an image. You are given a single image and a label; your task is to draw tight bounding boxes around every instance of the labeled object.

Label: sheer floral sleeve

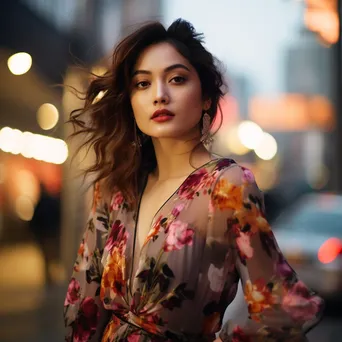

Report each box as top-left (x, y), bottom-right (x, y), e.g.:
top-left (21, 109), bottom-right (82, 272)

top-left (211, 165), bottom-right (324, 341)
top-left (63, 183), bottom-right (113, 342)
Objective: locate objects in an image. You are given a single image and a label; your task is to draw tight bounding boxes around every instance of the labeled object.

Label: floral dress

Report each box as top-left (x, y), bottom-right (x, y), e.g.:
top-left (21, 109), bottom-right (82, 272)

top-left (64, 158), bottom-right (324, 342)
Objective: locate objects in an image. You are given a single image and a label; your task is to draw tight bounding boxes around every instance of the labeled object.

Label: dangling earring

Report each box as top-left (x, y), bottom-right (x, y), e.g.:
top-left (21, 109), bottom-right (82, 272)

top-left (132, 123), bottom-right (142, 149)
top-left (201, 112), bottom-right (213, 145)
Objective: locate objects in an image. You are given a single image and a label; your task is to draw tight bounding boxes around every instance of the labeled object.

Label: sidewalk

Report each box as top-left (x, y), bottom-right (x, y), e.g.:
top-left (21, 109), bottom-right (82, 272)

top-left (0, 243), bottom-right (66, 342)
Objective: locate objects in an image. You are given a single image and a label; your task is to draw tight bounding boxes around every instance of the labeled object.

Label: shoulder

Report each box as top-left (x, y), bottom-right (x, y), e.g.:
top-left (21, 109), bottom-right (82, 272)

top-left (213, 158), bottom-right (255, 185)
top-left (212, 158), bottom-right (262, 198)
top-left (210, 159), bottom-right (265, 213)
top-left (92, 180), bottom-right (120, 211)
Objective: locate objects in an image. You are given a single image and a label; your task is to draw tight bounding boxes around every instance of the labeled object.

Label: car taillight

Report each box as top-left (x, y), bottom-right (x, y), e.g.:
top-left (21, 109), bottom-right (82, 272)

top-left (318, 238), bottom-right (342, 264)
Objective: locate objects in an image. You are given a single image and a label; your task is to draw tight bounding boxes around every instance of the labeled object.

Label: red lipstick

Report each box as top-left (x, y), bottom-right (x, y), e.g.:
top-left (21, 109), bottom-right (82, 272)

top-left (151, 109), bottom-right (175, 122)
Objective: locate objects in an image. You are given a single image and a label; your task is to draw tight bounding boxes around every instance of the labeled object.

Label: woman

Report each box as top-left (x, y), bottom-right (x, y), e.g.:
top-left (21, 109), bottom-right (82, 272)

top-left (64, 19), bottom-right (324, 341)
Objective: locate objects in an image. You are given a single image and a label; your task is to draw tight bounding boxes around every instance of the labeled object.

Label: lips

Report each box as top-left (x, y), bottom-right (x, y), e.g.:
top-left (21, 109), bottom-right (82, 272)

top-left (151, 109), bottom-right (175, 119)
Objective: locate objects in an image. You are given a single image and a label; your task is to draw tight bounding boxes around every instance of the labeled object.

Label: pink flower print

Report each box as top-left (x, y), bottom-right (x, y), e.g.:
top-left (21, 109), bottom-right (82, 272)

top-left (171, 203), bottom-right (185, 218)
top-left (81, 297), bottom-right (99, 321)
top-left (242, 167), bottom-right (255, 184)
top-left (276, 254), bottom-right (294, 278)
top-left (208, 264), bottom-right (225, 292)
top-left (231, 325), bottom-right (251, 342)
top-left (282, 281), bottom-right (323, 321)
top-left (111, 191), bottom-right (124, 211)
top-left (236, 232), bottom-right (254, 259)
top-left (127, 332), bottom-right (141, 342)
top-left (105, 220), bottom-right (128, 255)
top-left (73, 297), bottom-right (100, 342)
top-left (178, 168), bottom-right (208, 200)
top-left (164, 220), bottom-right (194, 252)
top-left (64, 278), bottom-right (81, 306)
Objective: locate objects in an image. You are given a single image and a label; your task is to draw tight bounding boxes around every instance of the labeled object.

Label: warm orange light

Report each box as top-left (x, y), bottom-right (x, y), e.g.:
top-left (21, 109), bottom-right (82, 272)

top-left (304, 0), bottom-right (339, 45)
top-left (318, 237), bottom-right (342, 264)
top-left (249, 94), bottom-right (335, 131)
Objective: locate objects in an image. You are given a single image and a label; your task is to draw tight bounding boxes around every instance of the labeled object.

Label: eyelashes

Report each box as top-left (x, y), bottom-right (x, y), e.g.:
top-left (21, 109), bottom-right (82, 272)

top-left (134, 76), bottom-right (187, 89)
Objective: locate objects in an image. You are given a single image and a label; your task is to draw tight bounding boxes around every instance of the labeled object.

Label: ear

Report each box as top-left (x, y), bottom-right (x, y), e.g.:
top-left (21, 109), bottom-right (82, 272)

top-left (202, 98), bottom-right (211, 112)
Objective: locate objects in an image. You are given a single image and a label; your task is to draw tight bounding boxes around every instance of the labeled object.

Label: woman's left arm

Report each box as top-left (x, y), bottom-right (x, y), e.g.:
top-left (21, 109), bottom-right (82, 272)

top-left (212, 165), bottom-right (324, 342)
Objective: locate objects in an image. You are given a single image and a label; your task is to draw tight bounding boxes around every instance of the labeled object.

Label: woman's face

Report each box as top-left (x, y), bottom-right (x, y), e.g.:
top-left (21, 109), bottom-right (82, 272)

top-left (130, 42), bottom-right (209, 140)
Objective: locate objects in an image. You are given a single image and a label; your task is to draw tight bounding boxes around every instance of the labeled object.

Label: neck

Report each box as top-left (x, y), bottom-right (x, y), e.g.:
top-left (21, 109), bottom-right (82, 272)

top-left (150, 136), bottom-right (212, 181)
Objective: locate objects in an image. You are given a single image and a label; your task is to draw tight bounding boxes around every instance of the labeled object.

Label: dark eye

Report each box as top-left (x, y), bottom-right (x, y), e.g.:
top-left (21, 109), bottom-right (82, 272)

top-left (136, 81), bottom-right (150, 89)
top-left (171, 76), bottom-right (186, 84)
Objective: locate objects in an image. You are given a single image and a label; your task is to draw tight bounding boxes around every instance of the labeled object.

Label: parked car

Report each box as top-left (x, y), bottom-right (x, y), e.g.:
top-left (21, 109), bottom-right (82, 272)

top-left (273, 193), bottom-right (342, 300)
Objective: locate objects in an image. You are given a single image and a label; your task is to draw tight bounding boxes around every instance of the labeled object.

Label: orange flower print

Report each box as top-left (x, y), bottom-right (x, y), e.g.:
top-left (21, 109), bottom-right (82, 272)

top-left (244, 279), bottom-right (274, 319)
top-left (201, 311), bottom-right (221, 335)
top-left (127, 311), bottom-right (161, 335)
top-left (77, 240), bottom-right (85, 257)
top-left (142, 215), bottom-right (162, 248)
top-left (74, 238), bottom-right (91, 272)
top-left (101, 248), bottom-right (126, 298)
top-left (101, 315), bottom-right (121, 342)
top-left (235, 198), bottom-right (270, 234)
top-left (212, 178), bottom-right (243, 211)
top-left (92, 182), bottom-right (102, 214)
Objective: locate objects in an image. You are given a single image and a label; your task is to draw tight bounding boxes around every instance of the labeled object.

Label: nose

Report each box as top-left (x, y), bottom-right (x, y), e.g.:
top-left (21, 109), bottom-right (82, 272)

top-left (153, 81), bottom-right (169, 105)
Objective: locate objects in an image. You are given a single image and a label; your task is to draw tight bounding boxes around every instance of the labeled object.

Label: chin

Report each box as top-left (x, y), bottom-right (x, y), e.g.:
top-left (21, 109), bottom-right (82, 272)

top-left (147, 125), bottom-right (199, 141)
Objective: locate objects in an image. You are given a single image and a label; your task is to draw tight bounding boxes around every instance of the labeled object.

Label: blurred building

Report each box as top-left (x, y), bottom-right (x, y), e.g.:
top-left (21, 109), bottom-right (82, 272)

top-left (0, 0), bottom-right (161, 288)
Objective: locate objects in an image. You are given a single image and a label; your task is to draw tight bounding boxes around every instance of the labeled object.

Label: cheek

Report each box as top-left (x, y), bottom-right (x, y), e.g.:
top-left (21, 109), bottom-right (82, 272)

top-left (130, 95), bottom-right (147, 124)
top-left (177, 86), bottom-right (203, 121)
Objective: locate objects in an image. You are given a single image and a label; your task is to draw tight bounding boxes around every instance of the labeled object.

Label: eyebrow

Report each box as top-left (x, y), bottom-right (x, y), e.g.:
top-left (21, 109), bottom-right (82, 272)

top-left (132, 63), bottom-right (190, 77)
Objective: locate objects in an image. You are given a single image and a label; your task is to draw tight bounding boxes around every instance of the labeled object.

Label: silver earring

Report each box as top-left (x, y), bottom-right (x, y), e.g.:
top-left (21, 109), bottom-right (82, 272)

top-left (201, 112), bottom-right (213, 145)
top-left (132, 124), bottom-right (142, 149)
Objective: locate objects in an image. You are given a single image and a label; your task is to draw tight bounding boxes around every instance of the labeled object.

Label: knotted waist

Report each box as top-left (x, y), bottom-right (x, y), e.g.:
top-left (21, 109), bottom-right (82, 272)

top-left (105, 311), bottom-right (213, 342)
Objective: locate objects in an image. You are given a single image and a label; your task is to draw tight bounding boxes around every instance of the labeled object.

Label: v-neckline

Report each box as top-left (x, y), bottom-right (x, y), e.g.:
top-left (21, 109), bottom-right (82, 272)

top-left (139, 157), bottom-right (220, 232)
top-left (128, 158), bottom-right (221, 294)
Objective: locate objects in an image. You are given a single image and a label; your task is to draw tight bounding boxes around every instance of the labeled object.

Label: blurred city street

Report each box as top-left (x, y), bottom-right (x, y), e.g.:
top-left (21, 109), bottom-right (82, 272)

top-left (1, 0), bottom-right (342, 341)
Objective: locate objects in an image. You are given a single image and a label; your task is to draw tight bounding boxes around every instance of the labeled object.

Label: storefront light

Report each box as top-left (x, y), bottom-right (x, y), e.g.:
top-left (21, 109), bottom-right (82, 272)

top-left (237, 121), bottom-right (263, 150)
top-left (0, 127), bottom-right (68, 164)
top-left (254, 132), bottom-right (278, 161)
top-left (37, 103), bottom-right (59, 130)
top-left (7, 52), bottom-right (32, 75)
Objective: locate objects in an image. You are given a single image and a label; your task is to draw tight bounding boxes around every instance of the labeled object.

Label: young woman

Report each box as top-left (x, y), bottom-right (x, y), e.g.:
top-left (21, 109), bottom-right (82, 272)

top-left (63, 19), bottom-right (324, 342)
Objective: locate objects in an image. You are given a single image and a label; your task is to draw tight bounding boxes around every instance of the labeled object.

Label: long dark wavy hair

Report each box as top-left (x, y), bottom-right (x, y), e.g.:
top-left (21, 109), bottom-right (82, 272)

top-left (69, 18), bottom-right (226, 209)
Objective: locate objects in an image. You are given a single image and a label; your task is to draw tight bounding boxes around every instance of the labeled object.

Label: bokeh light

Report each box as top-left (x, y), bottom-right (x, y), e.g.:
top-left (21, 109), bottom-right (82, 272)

top-left (16, 169), bottom-right (40, 205)
top-left (254, 132), bottom-right (278, 161)
top-left (237, 121), bottom-right (263, 150)
top-left (15, 195), bottom-right (35, 221)
top-left (37, 103), bottom-right (59, 130)
top-left (7, 52), bottom-right (32, 75)
top-left (226, 126), bottom-right (250, 155)
top-left (0, 127), bottom-right (68, 164)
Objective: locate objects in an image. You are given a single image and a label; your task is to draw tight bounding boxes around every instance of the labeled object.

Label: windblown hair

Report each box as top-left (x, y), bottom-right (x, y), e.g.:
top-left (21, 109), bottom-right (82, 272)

top-left (69, 18), bottom-right (226, 209)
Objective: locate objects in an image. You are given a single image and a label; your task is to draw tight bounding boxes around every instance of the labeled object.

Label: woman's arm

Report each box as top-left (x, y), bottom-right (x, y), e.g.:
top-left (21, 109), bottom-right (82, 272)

top-left (64, 183), bottom-right (112, 342)
top-left (212, 165), bottom-right (324, 341)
